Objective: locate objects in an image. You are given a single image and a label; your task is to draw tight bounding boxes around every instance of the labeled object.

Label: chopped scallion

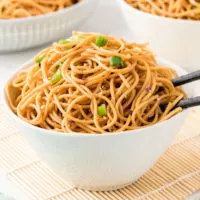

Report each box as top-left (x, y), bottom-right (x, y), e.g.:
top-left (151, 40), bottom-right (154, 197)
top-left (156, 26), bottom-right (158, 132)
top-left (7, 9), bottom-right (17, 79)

top-left (35, 55), bottom-right (45, 64)
top-left (60, 35), bottom-right (85, 43)
top-left (59, 40), bottom-right (70, 45)
top-left (69, 35), bottom-right (85, 41)
top-left (97, 104), bottom-right (107, 117)
top-left (95, 36), bottom-right (108, 47)
top-left (58, 36), bottom-right (85, 50)
top-left (75, 35), bottom-right (85, 40)
top-left (110, 56), bottom-right (124, 68)
top-left (50, 69), bottom-right (62, 84)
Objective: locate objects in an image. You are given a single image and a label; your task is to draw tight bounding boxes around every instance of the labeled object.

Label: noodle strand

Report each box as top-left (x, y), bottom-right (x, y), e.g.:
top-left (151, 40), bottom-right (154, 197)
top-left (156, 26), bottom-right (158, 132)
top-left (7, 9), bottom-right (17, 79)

top-left (6, 32), bottom-right (186, 134)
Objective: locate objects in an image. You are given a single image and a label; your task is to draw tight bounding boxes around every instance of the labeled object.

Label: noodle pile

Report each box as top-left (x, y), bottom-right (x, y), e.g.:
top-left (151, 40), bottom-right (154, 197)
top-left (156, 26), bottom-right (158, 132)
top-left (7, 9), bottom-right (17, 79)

top-left (6, 32), bottom-right (185, 134)
top-left (0, 0), bottom-right (80, 19)
top-left (125, 0), bottom-right (200, 20)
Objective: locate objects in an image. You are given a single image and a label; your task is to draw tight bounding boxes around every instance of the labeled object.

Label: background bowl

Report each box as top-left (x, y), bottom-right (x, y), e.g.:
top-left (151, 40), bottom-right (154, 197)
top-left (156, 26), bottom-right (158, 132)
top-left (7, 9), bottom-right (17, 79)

top-left (2, 59), bottom-right (194, 191)
top-left (117, 0), bottom-right (200, 72)
top-left (0, 0), bottom-right (95, 52)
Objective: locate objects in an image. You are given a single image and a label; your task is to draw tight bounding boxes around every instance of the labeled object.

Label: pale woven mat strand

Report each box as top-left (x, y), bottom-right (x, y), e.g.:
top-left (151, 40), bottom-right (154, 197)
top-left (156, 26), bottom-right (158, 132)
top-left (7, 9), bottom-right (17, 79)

top-left (0, 104), bottom-right (199, 200)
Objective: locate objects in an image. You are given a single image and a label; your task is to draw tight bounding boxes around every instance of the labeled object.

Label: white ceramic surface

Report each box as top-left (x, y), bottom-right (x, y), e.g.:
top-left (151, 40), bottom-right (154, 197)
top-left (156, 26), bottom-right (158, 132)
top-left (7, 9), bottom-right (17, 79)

top-left (0, 0), bottom-right (95, 52)
top-left (117, 0), bottom-right (200, 72)
top-left (2, 58), bottom-right (194, 191)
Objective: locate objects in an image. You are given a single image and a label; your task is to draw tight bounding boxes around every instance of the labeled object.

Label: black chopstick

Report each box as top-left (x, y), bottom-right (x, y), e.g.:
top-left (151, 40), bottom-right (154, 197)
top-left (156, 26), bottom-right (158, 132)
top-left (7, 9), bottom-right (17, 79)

top-left (160, 71), bottom-right (200, 110)
top-left (175, 96), bottom-right (200, 109)
top-left (172, 70), bottom-right (200, 87)
top-left (161, 96), bottom-right (200, 111)
top-left (172, 71), bottom-right (200, 108)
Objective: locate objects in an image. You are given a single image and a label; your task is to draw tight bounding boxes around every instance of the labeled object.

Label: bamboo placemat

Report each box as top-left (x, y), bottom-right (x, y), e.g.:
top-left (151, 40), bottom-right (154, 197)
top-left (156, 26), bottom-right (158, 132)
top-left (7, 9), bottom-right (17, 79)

top-left (0, 104), bottom-right (200, 200)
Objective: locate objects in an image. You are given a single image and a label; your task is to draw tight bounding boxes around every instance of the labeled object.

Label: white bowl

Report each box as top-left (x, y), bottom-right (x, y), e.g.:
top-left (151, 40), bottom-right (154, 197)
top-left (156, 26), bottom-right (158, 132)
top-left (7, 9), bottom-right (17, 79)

top-left (2, 58), bottom-right (194, 191)
top-left (117, 0), bottom-right (200, 72)
top-left (0, 0), bottom-right (95, 52)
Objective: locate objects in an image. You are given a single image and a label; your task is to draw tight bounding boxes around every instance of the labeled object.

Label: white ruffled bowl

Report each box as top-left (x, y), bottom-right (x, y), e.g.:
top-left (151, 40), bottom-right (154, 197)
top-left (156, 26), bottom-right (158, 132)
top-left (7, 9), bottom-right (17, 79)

top-left (0, 0), bottom-right (95, 52)
top-left (2, 58), bottom-right (195, 191)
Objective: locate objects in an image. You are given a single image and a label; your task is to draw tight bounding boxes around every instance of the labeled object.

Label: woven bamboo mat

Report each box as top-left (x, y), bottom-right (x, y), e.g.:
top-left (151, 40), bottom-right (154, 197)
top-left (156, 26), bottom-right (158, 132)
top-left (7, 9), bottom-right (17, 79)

top-left (0, 104), bottom-right (200, 200)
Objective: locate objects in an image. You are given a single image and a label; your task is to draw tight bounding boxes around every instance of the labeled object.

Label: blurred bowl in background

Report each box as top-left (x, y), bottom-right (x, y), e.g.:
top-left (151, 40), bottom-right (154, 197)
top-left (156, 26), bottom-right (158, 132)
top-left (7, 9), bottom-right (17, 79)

top-left (117, 0), bottom-right (200, 72)
top-left (0, 0), bottom-right (96, 52)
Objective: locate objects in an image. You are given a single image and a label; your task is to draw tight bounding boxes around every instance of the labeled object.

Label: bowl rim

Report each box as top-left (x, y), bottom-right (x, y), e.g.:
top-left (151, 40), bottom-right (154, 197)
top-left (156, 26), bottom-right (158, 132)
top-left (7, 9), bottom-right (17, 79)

top-left (0, 0), bottom-right (87, 24)
top-left (119, 0), bottom-right (200, 25)
top-left (2, 58), bottom-right (192, 137)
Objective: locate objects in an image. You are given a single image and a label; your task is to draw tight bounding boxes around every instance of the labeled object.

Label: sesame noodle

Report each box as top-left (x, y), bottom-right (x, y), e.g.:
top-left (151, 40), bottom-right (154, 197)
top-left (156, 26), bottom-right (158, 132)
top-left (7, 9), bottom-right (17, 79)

top-left (6, 32), bottom-right (185, 134)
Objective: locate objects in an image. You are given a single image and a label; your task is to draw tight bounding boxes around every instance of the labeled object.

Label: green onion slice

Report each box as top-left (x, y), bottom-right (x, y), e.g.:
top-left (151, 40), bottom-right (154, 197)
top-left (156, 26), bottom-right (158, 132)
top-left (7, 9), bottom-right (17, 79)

top-left (110, 56), bottom-right (124, 68)
top-left (59, 35), bottom-right (85, 44)
top-left (75, 35), bottom-right (86, 40)
top-left (68, 35), bottom-right (85, 42)
top-left (35, 55), bottom-right (45, 64)
top-left (59, 40), bottom-right (70, 45)
top-left (50, 69), bottom-right (62, 84)
top-left (58, 36), bottom-right (85, 51)
top-left (97, 104), bottom-right (107, 117)
top-left (95, 36), bottom-right (108, 47)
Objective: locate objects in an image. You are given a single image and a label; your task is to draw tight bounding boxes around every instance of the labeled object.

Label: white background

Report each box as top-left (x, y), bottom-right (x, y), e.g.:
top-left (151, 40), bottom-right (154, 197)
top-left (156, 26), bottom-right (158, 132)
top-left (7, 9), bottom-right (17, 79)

top-left (0, 0), bottom-right (199, 199)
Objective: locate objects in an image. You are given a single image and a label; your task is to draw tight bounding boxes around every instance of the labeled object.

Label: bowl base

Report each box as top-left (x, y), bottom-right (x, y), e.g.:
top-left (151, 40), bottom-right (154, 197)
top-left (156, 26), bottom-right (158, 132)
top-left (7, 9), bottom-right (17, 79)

top-left (70, 180), bottom-right (138, 192)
